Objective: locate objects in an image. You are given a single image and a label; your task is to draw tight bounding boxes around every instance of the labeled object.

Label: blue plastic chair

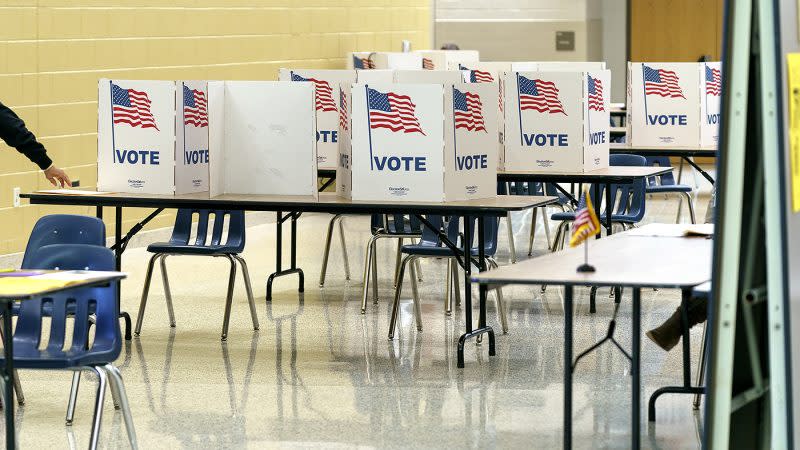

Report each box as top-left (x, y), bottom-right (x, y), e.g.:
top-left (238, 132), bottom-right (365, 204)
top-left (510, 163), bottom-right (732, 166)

top-left (644, 156), bottom-right (696, 223)
top-left (388, 216), bottom-right (508, 339)
top-left (7, 244), bottom-right (137, 449)
top-left (135, 209), bottom-right (259, 341)
top-left (549, 154), bottom-right (648, 251)
top-left (21, 214), bottom-right (106, 268)
top-left (498, 182), bottom-right (571, 261)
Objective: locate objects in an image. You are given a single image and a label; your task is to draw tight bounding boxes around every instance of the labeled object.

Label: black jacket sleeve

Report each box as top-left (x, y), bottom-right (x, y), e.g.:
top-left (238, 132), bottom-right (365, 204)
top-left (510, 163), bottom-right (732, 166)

top-left (0, 101), bottom-right (52, 170)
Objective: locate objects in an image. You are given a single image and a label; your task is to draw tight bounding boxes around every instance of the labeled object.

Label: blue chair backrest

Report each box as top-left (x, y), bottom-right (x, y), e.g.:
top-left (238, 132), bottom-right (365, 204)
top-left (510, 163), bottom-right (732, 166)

top-left (170, 209), bottom-right (245, 251)
top-left (22, 215), bottom-right (105, 269)
top-left (606, 154), bottom-right (647, 221)
top-left (14, 244), bottom-right (120, 360)
top-left (644, 155), bottom-right (678, 187)
top-left (415, 215), bottom-right (460, 247)
top-left (370, 214), bottom-right (422, 234)
top-left (463, 216), bottom-right (501, 257)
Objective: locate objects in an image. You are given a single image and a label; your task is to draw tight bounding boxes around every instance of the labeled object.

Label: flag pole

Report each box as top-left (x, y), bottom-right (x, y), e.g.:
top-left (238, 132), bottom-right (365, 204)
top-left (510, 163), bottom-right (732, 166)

top-left (577, 239), bottom-right (595, 273)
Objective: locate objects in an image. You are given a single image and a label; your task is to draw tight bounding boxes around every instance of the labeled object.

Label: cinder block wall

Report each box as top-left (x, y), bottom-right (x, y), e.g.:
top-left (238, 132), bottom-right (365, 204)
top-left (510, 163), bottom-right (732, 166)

top-left (0, 0), bottom-right (430, 255)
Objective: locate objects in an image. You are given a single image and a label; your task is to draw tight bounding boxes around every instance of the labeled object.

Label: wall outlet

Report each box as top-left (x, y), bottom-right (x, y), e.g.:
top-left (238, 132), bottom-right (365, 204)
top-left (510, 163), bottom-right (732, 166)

top-left (12, 187), bottom-right (20, 208)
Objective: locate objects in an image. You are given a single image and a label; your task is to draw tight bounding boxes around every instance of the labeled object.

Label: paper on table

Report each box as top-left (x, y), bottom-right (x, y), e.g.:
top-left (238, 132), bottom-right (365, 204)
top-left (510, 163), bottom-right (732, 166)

top-left (35, 189), bottom-right (113, 195)
top-left (33, 270), bottom-right (123, 282)
top-left (0, 270), bottom-right (124, 297)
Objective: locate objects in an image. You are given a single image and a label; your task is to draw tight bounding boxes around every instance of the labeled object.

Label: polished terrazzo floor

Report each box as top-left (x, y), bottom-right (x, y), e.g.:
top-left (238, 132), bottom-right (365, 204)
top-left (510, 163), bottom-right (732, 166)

top-left (3, 189), bottom-right (710, 449)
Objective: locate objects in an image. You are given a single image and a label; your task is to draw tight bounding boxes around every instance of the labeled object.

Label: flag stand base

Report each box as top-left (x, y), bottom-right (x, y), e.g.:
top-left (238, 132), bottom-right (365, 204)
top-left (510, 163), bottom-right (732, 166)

top-left (576, 263), bottom-right (596, 273)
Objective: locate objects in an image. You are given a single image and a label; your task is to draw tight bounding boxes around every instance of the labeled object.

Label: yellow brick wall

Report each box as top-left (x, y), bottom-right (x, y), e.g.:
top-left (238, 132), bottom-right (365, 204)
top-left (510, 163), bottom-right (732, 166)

top-left (0, 0), bottom-right (431, 255)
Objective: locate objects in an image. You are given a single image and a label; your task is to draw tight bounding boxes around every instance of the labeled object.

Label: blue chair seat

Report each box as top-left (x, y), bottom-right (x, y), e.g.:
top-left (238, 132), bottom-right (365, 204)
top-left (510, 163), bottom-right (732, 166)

top-left (550, 211), bottom-right (576, 221)
top-left (646, 184), bottom-right (693, 194)
top-left (146, 242), bottom-right (240, 255)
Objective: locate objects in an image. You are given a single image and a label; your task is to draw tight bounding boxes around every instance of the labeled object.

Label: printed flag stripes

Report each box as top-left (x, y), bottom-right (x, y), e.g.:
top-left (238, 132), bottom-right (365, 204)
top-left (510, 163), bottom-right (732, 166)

top-left (569, 188), bottom-right (601, 246)
top-left (643, 65), bottom-right (685, 98)
top-left (517, 75), bottom-right (566, 115)
top-left (339, 89), bottom-right (348, 131)
top-left (353, 55), bottom-right (374, 69)
top-left (587, 76), bottom-right (604, 112)
top-left (422, 58), bottom-right (434, 70)
top-left (111, 83), bottom-right (159, 130)
top-left (291, 73), bottom-right (337, 112)
top-left (453, 88), bottom-right (486, 132)
top-left (183, 84), bottom-right (208, 127)
top-left (705, 66), bottom-right (722, 96)
top-left (367, 87), bottom-right (425, 134)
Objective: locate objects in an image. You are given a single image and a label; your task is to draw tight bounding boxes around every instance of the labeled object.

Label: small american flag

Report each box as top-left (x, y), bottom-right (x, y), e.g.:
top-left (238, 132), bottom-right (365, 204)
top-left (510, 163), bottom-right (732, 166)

top-left (705, 66), bottom-right (721, 96)
top-left (291, 73), bottom-right (337, 112)
top-left (569, 188), bottom-right (600, 246)
top-left (643, 65), bottom-right (685, 98)
top-left (518, 75), bottom-right (566, 115)
top-left (453, 88), bottom-right (486, 132)
top-left (111, 83), bottom-right (158, 130)
top-left (367, 87), bottom-right (425, 135)
top-left (587, 76), bottom-right (604, 112)
top-left (353, 55), bottom-right (374, 69)
top-left (183, 84), bottom-right (208, 127)
top-left (339, 89), bottom-right (348, 131)
top-left (422, 58), bottom-right (434, 70)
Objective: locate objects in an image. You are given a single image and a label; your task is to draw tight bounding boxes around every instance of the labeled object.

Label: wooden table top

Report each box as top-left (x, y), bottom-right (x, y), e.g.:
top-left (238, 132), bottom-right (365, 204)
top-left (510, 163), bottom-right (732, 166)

top-left (0, 270), bottom-right (126, 300)
top-left (472, 225), bottom-right (712, 289)
top-left (23, 191), bottom-right (557, 215)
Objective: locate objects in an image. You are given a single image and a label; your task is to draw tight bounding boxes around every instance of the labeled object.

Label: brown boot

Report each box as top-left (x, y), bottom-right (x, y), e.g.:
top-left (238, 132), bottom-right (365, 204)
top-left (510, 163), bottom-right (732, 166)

top-left (647, 296), bottom-right (708, 351)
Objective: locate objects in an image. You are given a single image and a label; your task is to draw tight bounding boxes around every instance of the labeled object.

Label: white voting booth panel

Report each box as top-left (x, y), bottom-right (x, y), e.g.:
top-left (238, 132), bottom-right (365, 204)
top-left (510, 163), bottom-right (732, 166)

top-left (419, 50), bottom-right (479, 70)
top-left (338, 83), bottom-right (494, 202)
top-left (356, 69), bottom-right (395, 84)
top-left (627, 62), bottom-right (711, 147)
top-left (347, 52), bottom-right (375, 69)
top-left (514, 61), bottom-right (607, 71)
top-left (503, 70), bottom-right (610, 172)
top-left (278, 69), bottom-right (357, 169)
top-left (700, 61), bottom-right (722, 147)
top-left (393, 70), bottom-right (463, 84)
top-left (207, 81), bottom-right (318, 198)
top-left (443, 83), bottom-right (498, 200)
top-left (98, 79), bottom-right (209, 195)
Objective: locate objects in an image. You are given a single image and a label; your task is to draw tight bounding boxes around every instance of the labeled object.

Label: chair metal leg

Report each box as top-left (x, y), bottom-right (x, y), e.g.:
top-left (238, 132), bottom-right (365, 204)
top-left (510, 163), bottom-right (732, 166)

top-left (103, 364), bottom-right (138, 449)
top-left (542, 210), bottom-right (553, 250)
top-left (360, 235), bottom-right (378, 314)
top-left (65, 371), bottom-right (81, 425)
top-left (527, 207), bottom-right (538, 256)
top-left (388, 255), bottom-right (413, 339)
top-left (683, 192), bottom-right (697, 224)
top-left (338, 216), bottom-right (351, 280)
top-left (506, 212), bottom-right (517, 263)
top-left (318, 214), bottom-right (338, 287)
top-left (159, 254), bottom-right (176, 328)
top-left (451, 257), bottom-right (461, 307)
top-left (694, 321), bottom-right (708, 409)
top-left (414, 259), bottom-right (424, 282)
top-left (88, 367), bottom-right (109, 450)
top-left (233, 254), bottom-right (259, 331)
top-left (393, 238), bottom-right (403, 288)
top-left (488, 258), bottom-right (508, 334)
top-left (220, 255), bottom-right (237, 341)
top-left (409, 257), bottom-right (422, 332)
top-left (371, 239), bottom-right (379, 304)
top-left (445, 259), bottom-right (453, 316)
top-left (134, 253), bottom-right (161, 336)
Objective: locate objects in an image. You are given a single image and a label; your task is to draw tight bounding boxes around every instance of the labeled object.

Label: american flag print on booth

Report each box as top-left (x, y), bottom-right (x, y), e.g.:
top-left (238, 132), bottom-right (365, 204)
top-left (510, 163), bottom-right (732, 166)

top-left (569, 188), bottom-right (601, 247)
top-left (705, 66), bottom-right (721, 96)
top-left (587, 76), bottom-right (604, 112)
top-left (111, 83), bottom-right (158, 130)
top-left (422, 58), bottom-right (434, 70)
top-left (643, 65), bottom-right (685, 99)
top-left (453, 88), bottom-right (486, 132)
top-left (339, 89), bottom-right (348, 131)
top-left (183, 84), bottom-right (208, 127)
top-left (460, 65), bottom-right (494, 83)
top-left (290, 73), bottom-right (337, 112)
top-left (517, 75), bottom-right (567, 115)
top-left (353, 55), bottom-right (374, 69)
top-left (367, 87), bottom-right (425, 134)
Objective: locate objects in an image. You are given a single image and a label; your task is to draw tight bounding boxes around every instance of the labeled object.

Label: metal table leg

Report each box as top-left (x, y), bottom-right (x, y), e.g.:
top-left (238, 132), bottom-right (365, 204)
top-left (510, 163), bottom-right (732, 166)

top-left (3, 300), bottom-right (15, 448)
top-left (682, 156), bottom-right (715, 185)
top-left (266, 211), bottom-right (305, 302)
top-left (632, 288), bottom-right (641, 449)
top-left (563, 285), bottom-right (573, 450)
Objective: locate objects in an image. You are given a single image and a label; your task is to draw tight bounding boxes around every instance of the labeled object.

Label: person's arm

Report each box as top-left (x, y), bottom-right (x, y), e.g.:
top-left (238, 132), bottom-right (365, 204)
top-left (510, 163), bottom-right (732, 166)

top-left (0, 101), bottom-right (71, 187)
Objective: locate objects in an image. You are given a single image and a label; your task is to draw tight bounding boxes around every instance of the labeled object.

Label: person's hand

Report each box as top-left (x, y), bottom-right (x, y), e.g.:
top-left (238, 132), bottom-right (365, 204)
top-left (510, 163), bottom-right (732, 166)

top-left (43, 165), bottom-right (71, 188)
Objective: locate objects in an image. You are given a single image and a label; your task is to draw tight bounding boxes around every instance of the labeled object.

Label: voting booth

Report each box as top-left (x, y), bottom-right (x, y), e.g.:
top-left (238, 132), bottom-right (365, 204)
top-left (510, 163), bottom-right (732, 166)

top-left (356, 69), bottom-right (395, 84)
top-left (98, 79), bottom-right (210, 195)
top-left (338, 83), bottom-right (495, 202)
top-left (347, 52), bottom-right (421, 70)
top-left (279, 69), bottom-right (357, 169)
top-left (393, 70), bottom-right (463, 84)
top-left (419, 50), bottom-right (479, 70)
top-left (502, 70), bottom-right (610, 172)
top-left (207, 81), bottom-right (318, 197)
top-left (348, 52), bottom-right (375, 69)
top-left (627, 62), bottom-right (720, 147)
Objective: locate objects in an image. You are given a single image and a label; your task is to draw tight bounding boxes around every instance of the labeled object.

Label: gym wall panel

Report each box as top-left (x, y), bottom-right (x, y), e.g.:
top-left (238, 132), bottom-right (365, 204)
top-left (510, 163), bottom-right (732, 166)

top-left (0, 1), bottom-right (431, 255)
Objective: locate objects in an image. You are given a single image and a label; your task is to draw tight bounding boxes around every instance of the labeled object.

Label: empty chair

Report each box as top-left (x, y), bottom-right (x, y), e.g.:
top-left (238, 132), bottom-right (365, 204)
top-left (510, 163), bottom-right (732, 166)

top-left (644, 155), bottom-right (696, 224)
top-left (135, 209), bottom-right (259, 341)
top-left (8, 244), bottom-right (137, 449)
top-left (388, 215), bottom-right (508, 339)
